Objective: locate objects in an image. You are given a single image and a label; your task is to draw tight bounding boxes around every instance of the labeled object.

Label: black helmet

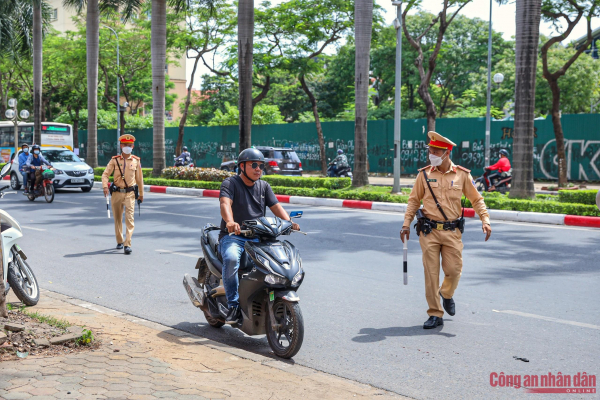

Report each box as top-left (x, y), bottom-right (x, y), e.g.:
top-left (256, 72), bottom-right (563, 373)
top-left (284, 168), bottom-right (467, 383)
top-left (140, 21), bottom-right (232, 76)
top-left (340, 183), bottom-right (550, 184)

top-left (337, 149), bottom-right (344, 154)
top-left (31, 144), bottom-right (41, 151)
top-left (183, 146), bottom-right (188, 151)
top-left (237, 148), bottom-right (265, 164)
top-left (499, 149), bottom-right (509, 157)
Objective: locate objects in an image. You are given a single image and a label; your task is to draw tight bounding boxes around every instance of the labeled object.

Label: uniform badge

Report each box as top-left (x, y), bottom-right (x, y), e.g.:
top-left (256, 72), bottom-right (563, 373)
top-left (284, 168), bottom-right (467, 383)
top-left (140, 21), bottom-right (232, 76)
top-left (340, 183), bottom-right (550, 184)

top-left (427, 179), bottom-right (437, 182)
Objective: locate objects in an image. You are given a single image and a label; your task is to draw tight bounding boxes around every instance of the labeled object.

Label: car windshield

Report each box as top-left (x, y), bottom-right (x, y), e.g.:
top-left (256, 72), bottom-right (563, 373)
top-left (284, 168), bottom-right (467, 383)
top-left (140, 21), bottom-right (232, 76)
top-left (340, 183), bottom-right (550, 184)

top-left (42, 150), bottom-right (81, 163)
top-left (273, 150), bottom-right (300, 162)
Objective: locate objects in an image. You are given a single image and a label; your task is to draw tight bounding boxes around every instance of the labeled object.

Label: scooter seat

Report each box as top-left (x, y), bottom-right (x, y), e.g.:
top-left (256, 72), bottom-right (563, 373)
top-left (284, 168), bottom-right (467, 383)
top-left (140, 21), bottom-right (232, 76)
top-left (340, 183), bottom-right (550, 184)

top-left (207, 229), bottom-right (221, 255)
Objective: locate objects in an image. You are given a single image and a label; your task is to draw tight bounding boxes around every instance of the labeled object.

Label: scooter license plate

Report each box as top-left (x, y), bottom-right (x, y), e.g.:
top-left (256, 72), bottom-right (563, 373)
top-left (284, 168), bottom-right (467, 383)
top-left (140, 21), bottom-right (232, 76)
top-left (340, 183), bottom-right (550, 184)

top-left (71, 178), bottom-right (84, 183)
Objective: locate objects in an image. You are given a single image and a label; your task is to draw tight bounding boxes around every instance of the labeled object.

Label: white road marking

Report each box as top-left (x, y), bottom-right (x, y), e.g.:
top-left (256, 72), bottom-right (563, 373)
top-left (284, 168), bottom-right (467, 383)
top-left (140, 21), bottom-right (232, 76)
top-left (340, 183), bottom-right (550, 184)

top-left (21, 226), bottom-right (46, 231)
top-left (155, 249), bottom-right (200, 258)
top-left (55, 200), bottom-right (82, 205)
top-left (344, 232), bottom-right (398, 240)
top-left (493, 310), bottom-right (600, 330)
top-left (152, 211), bottom-right (212, 219)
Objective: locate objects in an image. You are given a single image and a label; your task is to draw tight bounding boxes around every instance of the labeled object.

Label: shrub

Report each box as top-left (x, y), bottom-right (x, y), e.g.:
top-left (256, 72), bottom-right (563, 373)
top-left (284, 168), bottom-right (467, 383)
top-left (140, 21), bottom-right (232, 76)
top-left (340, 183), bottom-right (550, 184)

top-left (262, 175), bottom-right (351, 189)
top-left (558, 189), bottom-right (598, 205)
top-left (161, 167), bottom-right (234, 182)
top-left (95, 167), bottom-right (152, 178)
top-left (464, 195), bottom-right (600, 216)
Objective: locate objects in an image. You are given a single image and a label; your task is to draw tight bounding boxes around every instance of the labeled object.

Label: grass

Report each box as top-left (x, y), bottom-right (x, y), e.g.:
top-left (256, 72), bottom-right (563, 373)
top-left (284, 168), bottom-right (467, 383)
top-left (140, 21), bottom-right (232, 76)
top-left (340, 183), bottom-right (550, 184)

top-left (21, 309), bottom-right (71, 330)
top-left (338, 185), bottom-right (412, 196)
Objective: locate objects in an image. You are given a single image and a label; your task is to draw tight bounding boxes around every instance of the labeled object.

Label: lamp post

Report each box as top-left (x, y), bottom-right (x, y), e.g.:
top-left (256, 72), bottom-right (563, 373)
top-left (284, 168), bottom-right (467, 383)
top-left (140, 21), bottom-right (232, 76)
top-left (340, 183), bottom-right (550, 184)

top-left (392, 0), bottom-right (402, 193)
top-left (484, 0), bottom-right (494, 167)
top-left (5, 98), bottom-right (30, 159)
top-left (102, 25), bottom-right (120, 153)
top-left (119, 101), bottom-right (129, 136)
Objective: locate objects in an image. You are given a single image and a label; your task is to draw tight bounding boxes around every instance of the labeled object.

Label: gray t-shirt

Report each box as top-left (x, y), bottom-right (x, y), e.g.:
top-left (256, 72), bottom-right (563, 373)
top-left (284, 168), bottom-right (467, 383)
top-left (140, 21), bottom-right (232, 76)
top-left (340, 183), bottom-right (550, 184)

top-left (219, 175), bottom-right (279, 239)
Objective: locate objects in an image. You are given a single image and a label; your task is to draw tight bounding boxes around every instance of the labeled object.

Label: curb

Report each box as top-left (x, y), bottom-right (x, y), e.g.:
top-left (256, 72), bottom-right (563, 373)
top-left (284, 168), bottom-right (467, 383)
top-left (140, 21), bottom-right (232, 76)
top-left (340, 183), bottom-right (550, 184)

top-left (94, 182), bottom-right (600, 228)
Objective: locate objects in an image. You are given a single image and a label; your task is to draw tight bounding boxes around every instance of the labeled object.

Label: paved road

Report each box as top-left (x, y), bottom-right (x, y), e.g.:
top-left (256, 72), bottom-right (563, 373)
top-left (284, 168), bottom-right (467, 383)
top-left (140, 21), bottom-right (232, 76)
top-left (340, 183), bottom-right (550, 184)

top-left (2, 187), bottom-right (599, 399)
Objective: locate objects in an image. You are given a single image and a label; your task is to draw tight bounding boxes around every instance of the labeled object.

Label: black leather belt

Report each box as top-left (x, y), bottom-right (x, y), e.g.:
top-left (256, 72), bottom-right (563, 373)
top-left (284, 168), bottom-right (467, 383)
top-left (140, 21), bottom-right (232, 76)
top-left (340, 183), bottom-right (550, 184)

top-left (115, 186), bottom-right (136, 193)
top-left (425, 218), bottom-right (460, 231)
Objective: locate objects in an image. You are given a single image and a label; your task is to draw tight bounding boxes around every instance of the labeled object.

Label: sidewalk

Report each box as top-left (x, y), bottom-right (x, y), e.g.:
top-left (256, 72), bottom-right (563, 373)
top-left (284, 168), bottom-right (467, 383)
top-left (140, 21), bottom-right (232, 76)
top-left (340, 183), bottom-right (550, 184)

top-left (1, 290), bottom-right (405, 400)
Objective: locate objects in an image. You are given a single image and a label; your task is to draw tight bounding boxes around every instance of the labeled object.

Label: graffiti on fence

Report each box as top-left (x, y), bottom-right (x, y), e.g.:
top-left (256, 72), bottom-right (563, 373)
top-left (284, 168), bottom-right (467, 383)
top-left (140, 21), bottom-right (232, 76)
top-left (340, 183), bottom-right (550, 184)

top-left (539, 139), bottom-right (600, 180)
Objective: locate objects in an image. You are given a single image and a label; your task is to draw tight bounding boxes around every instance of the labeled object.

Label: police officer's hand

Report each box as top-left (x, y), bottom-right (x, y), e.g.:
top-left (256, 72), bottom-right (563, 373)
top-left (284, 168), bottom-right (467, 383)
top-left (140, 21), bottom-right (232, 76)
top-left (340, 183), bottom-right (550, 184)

top-left (400, 226), bottom-right (410, 242)
top-left (138, 196), bottom-right (143, 203)
top-left (227, 221), bottom-right (241, 235)
top-left (291, 222), bottom-right (300, 231)
top-left (482, 224), bottom-right (492, 241)
top-left (103, 187), bottom-right (109, 197)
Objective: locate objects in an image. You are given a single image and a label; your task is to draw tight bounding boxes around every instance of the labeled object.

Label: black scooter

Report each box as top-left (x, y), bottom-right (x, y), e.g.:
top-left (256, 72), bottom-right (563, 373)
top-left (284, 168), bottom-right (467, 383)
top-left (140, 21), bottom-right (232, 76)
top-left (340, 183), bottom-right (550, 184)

top-left (183, 212), bottom-right (306, 359)
top-left (474, 168), bottom-right (512, 193)
top-left (326, 159), bottom-right (352, 178)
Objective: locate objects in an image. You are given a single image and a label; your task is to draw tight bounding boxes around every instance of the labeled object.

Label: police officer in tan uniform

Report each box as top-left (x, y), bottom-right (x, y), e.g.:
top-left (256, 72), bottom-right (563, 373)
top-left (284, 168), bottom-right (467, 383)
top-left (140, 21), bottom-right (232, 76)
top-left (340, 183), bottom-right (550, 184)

top-left (102, 134), bottom-right (144, 254)
top-left (400, 131), bottom-right (492, 329)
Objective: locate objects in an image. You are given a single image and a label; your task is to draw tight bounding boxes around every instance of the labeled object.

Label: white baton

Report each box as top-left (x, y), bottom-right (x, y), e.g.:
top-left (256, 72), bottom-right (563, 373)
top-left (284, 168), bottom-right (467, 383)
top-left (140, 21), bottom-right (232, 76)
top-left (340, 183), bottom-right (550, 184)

top-left (106, 195), bottom-right (111, 218)
top-left (403, 238), bottom-right (408, 285)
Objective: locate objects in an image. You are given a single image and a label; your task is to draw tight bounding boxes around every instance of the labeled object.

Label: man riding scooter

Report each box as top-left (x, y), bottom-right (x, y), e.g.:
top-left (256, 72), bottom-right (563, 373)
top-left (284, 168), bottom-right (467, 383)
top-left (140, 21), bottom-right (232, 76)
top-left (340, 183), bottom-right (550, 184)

top-left (219, 148), bottom-right (300, 325)
top-left (174, 146), bottom-right (191, 167)
top-left (328, 149), bottom-right (349, 177)
top-left (485, 149), bottom-right (511, 192)
top-left (25, 145), bottom-right (53, 194)
top-left (18, 144), bottom-right (31, 194)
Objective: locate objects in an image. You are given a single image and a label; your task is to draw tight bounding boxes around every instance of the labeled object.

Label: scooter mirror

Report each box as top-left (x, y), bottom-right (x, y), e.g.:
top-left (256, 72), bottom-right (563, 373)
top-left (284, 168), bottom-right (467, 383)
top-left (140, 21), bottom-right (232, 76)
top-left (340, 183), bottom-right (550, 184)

top-left (289, 211), bottom-right (303, 218)
top-left (0, 162), bottom-right (12, 178)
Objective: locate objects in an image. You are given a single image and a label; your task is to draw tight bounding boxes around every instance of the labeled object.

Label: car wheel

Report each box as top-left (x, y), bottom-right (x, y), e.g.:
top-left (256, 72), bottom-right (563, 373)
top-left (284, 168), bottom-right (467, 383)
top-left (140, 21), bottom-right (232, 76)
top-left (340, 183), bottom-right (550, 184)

top-left (10, 173), bottom-right (21, 190)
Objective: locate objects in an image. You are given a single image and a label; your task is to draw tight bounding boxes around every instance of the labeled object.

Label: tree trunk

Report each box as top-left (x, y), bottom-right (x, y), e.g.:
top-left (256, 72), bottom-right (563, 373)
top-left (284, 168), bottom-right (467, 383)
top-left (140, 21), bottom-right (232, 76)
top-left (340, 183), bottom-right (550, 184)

top-left (238, 0), bottom-right (254, 151)
top-left (352, 0), bottom-right (373, 187)
top-left (299, 75), bottom-right (327, 176)
top-left (151, 0), bottom-right (167, 176)
top-left (549, 80), bottom-right (567, 186)
top-left (176, 54), bottom-right (201, 156)
top-left (86, 0), bottom-right (99, 167)
top-left (73, 109), bottom-right (79, 149)
top-left (510, 0), bottom-right (541, 199)
top-left (33, 3), bottom-right (42, 145)
top-left (418, 83), bottom-right (436, 132)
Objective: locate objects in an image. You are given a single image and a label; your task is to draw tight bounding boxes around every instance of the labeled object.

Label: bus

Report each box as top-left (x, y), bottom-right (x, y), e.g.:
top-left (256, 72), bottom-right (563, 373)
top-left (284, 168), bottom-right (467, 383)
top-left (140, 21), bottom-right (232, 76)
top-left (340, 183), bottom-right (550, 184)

top-left (0, 122), bottom-right (74, 163)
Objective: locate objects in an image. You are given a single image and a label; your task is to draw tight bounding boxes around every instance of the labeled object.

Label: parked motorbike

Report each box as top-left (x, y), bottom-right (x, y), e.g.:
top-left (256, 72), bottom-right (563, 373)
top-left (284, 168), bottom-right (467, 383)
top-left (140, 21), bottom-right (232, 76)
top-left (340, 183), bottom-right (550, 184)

top-left (26, 166), bottom-right (55, 203)
top-left (183, 212), bottom-right (306, 359)
top-left (326, 159), bottom-right (352, 178)
top-left (474, 168), bottom-right (512, 194)
top-left (0, 163), bottom-right (40, 306)
top-left (173, 154), bottom-right (194, 168)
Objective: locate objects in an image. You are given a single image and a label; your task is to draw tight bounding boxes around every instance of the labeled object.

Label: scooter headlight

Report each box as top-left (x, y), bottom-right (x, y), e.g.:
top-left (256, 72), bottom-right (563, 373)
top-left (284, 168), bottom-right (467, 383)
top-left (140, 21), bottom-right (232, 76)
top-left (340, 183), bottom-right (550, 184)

top-left (292, 270), bottom-right (304, 286)
top-left (265, 274), bottom-right (287, 285)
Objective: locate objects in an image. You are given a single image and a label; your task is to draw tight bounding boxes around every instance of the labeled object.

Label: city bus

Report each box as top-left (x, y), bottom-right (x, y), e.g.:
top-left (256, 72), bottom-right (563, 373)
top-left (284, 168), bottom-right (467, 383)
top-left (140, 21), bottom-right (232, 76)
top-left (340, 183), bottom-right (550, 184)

top-left (0, 122), bottom-right (74, 163)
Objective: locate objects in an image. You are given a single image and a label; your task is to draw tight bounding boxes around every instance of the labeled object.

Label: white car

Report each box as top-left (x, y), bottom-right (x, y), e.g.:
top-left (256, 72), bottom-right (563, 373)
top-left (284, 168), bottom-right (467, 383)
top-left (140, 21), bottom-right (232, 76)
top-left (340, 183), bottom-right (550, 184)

top-left (10, 147), bottom-right (95, 192)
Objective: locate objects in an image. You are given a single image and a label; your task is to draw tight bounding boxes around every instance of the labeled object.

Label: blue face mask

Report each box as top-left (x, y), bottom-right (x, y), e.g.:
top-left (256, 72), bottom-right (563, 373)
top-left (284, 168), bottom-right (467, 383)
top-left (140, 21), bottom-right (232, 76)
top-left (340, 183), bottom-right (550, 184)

top-left (23, 148), bottom-right (29, 153)
top-left (34, 150), bottom-right (40, 155)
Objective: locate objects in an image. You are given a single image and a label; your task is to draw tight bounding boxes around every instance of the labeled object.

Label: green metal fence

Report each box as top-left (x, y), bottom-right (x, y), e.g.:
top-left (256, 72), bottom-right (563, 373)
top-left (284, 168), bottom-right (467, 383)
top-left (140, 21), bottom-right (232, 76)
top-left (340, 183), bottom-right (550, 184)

top-left (80, 114), bottom-right (600, 180)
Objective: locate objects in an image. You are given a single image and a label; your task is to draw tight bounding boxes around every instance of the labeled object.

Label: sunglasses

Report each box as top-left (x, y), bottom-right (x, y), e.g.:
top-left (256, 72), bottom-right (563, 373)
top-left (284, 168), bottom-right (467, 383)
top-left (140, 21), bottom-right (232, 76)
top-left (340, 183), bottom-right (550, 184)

top-left (249, 162), bottom-right (265, 170)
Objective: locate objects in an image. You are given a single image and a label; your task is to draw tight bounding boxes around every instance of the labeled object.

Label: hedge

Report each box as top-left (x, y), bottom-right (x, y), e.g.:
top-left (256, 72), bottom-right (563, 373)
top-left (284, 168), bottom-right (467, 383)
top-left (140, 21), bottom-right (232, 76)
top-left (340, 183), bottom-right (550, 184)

top-left (94, 175), bottom-right (221, 190)
top-left (262, 175), bottom-right (351, 190)
top-left (463, 196), bottom-right (600, 216)
top-left (94, 167), bottom-right (153, 178)
top-left (270, 186), bottom-right (409, 203)
top-left (558, 189), bottom-right (598, 205)
top-left (161, 167), bottom-right (234, 182)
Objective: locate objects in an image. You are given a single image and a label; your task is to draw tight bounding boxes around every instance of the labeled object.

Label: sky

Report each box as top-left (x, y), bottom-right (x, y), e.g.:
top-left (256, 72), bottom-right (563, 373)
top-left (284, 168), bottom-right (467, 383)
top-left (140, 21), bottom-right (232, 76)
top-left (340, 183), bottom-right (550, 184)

top-left (185, 0), bottom-right (600, 89)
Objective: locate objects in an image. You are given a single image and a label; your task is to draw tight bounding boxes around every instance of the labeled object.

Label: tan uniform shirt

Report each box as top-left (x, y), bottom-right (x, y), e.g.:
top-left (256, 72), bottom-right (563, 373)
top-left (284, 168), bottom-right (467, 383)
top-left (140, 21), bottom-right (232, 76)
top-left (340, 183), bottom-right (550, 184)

top-left (403, 162), bottom-right (490, 227)
top-left (101, 154), bottom-right (145, 192)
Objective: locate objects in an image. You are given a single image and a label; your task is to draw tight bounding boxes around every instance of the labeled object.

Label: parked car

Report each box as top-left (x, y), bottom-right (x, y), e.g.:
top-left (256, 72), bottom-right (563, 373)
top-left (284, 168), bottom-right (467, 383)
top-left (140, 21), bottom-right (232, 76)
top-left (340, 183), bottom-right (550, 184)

top-left (10, 147), bottom-right (95, 192)
top-left (220, 146), bottom-right (303, 176)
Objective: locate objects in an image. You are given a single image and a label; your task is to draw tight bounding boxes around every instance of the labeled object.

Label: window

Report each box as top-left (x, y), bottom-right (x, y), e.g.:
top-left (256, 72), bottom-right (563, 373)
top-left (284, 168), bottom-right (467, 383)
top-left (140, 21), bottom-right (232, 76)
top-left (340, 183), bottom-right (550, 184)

top-left (273, 150), bottom-right (300, 162)
top-left (42, 150), bottom-right (81, 163)
top-left (51, 8), bottom-right (58, 20)
top-left (165, 64), bottom-right (169, 74)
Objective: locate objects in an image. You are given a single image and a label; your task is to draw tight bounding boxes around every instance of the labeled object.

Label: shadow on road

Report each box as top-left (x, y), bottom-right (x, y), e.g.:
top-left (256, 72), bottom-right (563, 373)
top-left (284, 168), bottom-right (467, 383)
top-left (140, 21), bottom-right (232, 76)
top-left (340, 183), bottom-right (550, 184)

top-left (63, 248), bottom-right (124, 258)
top-left (352, 325), bottom-right (456, 342)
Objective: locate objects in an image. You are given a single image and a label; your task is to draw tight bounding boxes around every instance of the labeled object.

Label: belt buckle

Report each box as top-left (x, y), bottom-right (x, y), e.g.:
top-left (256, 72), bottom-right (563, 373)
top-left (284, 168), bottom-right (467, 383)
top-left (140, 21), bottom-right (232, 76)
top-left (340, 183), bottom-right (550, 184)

top-left (436, 223), bottom-right (444, 231)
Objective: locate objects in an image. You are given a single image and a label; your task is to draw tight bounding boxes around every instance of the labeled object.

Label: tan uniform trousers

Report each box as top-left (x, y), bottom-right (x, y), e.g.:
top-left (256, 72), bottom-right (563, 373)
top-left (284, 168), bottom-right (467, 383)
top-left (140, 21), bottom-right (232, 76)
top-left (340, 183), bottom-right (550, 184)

top-left (111, 191), bottom-right (135, 247)
top-left (418, 228), bottom-right (464, 317)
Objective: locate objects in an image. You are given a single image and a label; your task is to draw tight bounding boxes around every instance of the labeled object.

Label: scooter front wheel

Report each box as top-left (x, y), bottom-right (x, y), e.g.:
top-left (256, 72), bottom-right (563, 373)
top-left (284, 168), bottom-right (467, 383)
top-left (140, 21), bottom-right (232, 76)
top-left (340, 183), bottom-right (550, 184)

top-left (266, 299), bottom-right (304, 359)
top-left (8, 252), bottom-right (39, 306)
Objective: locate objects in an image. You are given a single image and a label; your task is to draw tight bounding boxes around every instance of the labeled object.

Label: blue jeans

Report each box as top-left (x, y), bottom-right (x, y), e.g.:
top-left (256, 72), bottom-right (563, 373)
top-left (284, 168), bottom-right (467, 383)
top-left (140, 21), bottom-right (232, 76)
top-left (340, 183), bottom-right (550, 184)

top-left (219, 235), bottom-right (259, 308)
top-left (20, 171), bottom-right (28, 190)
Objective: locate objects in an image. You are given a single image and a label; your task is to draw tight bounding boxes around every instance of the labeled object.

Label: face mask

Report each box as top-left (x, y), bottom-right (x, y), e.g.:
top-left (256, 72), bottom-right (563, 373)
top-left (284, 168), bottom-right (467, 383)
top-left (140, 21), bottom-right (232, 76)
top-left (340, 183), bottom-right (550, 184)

top-left (23, 148), bottom-right (29, 153)
top-left (34, 150), bottom-right (40, 155)
top-left (429, 152), bottom-right (446, 167)
top-left (122, 146), bottom-right (132, 154)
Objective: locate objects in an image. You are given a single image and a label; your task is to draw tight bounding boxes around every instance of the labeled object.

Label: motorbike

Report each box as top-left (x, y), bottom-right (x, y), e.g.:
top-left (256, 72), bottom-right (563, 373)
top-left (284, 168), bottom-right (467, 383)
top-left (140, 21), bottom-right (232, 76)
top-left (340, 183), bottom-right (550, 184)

top-left (26, 166), bottom-right (55, 203)
top-left (183, 212), bottom-right (306, 359)
top-left (0, 163), bottom-right (40, 306)
top-left (474, 168), bottom-right (512, 194)
top-left (326, 159), bottom-right (352, 178)
top-left (173, 154), bottom-right (194, 168)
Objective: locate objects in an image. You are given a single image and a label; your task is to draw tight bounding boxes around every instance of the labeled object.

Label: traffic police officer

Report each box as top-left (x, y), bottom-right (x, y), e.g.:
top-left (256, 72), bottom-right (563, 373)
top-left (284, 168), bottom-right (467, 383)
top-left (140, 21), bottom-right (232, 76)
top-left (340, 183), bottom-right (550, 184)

top-left (102, 134), bottom-right (144, 254)
top-left (400, 131), bottom-right (492, 329)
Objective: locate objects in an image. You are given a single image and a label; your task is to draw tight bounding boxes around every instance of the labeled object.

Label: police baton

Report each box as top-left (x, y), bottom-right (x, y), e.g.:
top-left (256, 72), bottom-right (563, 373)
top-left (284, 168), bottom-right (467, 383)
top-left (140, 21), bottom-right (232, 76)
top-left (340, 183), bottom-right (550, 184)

top-left (106, 195), bottom-right (111, 218)
top-left (137, 199), bottom-right (141, 217)
top-left (403, 237), bottom-right (408, 285)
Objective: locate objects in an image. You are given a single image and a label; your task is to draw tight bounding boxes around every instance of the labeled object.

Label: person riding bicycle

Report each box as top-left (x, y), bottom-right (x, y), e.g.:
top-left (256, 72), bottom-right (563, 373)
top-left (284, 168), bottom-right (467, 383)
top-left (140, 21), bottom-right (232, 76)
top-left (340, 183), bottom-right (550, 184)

top-left (18, 144), bottom-right (31, 194)
top-left (219, 148), bottom-right (300, 325)
top-left (174, 146), bottom-right (191, 167)
top-left (485, 149), bottom-right (511, 191)
top-left (328, 149), bottom-right (349, 177)
top-left (25, 145), bottom-right (53, 192)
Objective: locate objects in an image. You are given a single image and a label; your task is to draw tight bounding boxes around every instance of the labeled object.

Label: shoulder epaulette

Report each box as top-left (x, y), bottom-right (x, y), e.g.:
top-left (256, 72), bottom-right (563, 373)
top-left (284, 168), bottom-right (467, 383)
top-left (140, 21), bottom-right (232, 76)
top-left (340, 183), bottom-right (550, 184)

top-left (131, 155), bottom-right (140, 160)
top-left (112, 155), bottom-right (121, 159)
top-left (456, 165), bottom-right (471, 173)
top-left (418, 165), bottom-right (431, 172)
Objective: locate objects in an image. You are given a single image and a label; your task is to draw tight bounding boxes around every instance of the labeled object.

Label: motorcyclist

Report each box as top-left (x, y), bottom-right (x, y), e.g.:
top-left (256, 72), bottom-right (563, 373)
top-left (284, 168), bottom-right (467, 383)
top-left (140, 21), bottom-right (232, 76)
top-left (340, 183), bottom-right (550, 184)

top-left (328, 149), bottom-right (349, 177)
top-left (17, 144), bottom-right (31, 194)
top-left (174, 146), bottom-right (191, 167)
top-left (25, 145), bottom-right (53, 192)
top-left (485, 149), bottom-right (511, 191)
top-left (219, 148), bottom-right (300, 324)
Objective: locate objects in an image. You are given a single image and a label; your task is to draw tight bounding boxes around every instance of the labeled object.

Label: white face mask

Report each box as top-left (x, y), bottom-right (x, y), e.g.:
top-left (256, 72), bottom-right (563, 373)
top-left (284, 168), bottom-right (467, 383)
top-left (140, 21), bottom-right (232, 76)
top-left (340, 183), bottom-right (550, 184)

top-left (23, 148), bottom-right (29, 153)
top-left (429, 152), bottom-right (446, 167)
top-left (122, 146), bottom-right (132, 154)
top-left (33, 150), bottom-right (40, 155)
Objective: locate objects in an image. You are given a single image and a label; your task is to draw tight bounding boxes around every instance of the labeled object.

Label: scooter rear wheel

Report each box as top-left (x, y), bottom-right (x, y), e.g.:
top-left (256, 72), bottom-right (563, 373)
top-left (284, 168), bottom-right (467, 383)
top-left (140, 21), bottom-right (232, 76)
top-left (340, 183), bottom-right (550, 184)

top-left (203, 272), bottom-right (225, 328)
top-left (266, 299), bottom-right (304, 359)
top-left (44, 184), bottom-right (54, 203)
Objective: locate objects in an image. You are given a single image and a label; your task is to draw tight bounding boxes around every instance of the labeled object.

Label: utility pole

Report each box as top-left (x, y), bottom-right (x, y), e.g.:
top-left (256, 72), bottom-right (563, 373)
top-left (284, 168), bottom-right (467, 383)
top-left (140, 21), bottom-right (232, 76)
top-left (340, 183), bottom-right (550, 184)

top-left (484, 0), bottom-right (493, 167)
top-left (102, 25), bottom-right (121, 154)
top-left (392, 0), bottom-right (402, 193)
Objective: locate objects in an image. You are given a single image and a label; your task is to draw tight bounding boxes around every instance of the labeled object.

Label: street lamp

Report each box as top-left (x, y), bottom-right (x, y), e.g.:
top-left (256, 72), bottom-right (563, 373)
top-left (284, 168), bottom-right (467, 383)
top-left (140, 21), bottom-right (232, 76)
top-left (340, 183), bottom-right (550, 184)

top-left (102, 25), bottom-right (121, 152)
top-left (484, 0), bottom-right (494, 167)
top-left (392, 0), bottom-right (403, 193)
top-left (493, 73), bottom-right (504, 88)
top-left (4, 98), bottom-right (30, 158)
